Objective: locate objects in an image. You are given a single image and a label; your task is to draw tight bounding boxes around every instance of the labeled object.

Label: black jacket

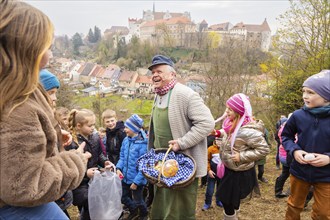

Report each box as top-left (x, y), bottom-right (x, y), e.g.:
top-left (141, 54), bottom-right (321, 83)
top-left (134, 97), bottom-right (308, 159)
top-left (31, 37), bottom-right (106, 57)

top-left (105, 121), bottom-right (126, 164)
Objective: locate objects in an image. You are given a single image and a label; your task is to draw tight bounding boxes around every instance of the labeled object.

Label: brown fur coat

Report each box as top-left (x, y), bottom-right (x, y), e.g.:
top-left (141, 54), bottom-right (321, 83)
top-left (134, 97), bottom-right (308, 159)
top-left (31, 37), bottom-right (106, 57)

top-left (0, 88), bottom-right (87, 207)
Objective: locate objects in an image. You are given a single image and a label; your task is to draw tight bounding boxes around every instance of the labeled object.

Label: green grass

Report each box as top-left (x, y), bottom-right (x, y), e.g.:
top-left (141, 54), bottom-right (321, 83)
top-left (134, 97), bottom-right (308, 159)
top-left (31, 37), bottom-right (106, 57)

top-left (73, 94), bottom-right (154, 127)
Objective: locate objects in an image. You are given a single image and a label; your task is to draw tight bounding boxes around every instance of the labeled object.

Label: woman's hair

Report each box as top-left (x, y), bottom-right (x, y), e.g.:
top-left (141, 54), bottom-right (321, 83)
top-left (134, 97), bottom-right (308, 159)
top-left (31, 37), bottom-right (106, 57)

top-left (68, 109), bottom-right (95, 143)
top-left (0, 0), bottom-right (54, 116)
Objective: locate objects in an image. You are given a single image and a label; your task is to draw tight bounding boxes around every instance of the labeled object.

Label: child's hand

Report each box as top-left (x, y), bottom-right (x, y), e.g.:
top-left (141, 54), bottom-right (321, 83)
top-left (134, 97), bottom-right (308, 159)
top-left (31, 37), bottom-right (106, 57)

top-left (210, 129), bottom-right (216, 136)
top-left (208, 170), bottom-right (215, 178)
top-left (307, 153), bottom-right (330, 167)
top-left (61, 130), bottom-right (72, 146)
top-left (130, 183), bottom-right (137, 190)
top-left (293, 150), bottom-right (308, 164)
top-left (104, 161), bottom-right (115, 171)
top-left (61, 129), bottom-right (72, 147)
top-left (87, 167), bottom-right (98, 178)
top-left (231, 150), bottom-right (240, 163)
top-left (116, 169), bottom-right (124, 180)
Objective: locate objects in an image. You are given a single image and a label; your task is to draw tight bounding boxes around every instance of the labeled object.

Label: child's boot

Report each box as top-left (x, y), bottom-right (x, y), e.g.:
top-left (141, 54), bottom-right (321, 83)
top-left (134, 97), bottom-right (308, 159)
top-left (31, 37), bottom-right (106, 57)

top-left (223, 211), bottom-right (238, 220)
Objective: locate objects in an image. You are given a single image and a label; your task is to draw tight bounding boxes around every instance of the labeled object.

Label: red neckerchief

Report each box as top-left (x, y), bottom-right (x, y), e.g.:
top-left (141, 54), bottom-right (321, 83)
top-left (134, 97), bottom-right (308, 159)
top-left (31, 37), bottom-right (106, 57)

top-left (154, 79), bottom-right (177, 96)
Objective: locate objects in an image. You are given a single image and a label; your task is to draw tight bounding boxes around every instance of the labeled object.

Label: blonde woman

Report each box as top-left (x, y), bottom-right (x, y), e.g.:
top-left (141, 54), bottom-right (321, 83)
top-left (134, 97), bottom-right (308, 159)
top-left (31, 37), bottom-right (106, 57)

top-left (0, 1), bottom-right (90, 219)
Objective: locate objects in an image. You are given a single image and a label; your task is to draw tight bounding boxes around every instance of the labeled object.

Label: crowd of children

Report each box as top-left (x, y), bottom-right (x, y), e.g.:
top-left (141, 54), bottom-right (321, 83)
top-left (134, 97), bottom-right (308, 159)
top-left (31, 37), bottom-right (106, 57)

top-left (36, 66), bottom-right (330, 220)
top-left (28, 51), bottom-right (330, 220)
top-left (1, 3), bottom-right (329, 219)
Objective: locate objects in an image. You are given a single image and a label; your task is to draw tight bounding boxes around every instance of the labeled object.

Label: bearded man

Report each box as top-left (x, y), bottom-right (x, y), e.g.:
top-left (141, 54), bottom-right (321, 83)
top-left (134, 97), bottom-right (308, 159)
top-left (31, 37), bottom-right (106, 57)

top-left (148, 55), bottom-right (215, 220)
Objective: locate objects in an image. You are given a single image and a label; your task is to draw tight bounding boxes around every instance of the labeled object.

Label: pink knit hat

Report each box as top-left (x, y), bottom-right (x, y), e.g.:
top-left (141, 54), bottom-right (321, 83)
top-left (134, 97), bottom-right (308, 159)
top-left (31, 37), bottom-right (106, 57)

top-left (226, 93), bottom-right (253, 151)
top-left (226, 94), bottom-right (245, 116)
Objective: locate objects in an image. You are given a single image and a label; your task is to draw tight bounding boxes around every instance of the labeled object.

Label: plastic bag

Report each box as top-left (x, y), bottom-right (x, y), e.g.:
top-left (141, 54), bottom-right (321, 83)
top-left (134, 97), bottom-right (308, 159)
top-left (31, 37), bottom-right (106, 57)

top-left (88, 170), bottom-right (122, 220)
top-left (217, 162), bottom-right (225, 179)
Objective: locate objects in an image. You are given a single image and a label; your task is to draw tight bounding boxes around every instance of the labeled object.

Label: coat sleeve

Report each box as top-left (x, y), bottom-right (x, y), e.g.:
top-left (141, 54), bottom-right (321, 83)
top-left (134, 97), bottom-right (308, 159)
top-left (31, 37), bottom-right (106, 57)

top-left (176, 91), bottom-right (215, 150)
top-left (133, 143), bottom-right (148, 185)
top-left (116, 138), bottom-right (127, 171)
top-left (0, 107), bottom-right (87, 207)
top-left (239, 129), bottom-right (270, 163)
top-left (281, 114), bottom-right (300, 157)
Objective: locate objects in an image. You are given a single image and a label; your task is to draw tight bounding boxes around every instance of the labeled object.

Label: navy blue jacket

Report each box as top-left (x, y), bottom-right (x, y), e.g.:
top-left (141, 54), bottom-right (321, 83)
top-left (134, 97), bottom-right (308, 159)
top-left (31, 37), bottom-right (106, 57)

top-left (282, 108), bottom-right (330, 183)
top-left (116, 130), bottom-right (148, 186)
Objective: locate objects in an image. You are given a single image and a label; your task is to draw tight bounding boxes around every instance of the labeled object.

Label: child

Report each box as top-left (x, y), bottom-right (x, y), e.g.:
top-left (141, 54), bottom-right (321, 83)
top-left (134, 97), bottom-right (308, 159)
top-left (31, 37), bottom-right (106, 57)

top-left (39, 69), bottom-right (60, 107)
top-left (255, 127), bottom-right (271, 183)
top-left (275, 114), bottom-right (290, 198)
top-left (214, 93), bottom-right (270, 220)
top-left (102, 109), bottom-right (126, 165)
top-left (98, 127), bottom-right (107, 156)
top-left (202, 138), bottom-right (223, 211)
top-left (0, 1), bottom-right (89, 219)
top-left (55, 106), bottom-right (70, 130)
top-left (282, 70), bottom-right (330, 219)
top-left (67, 109), bottom-right (113, 220)
top-left (116, 114), bottom-right (148, 220)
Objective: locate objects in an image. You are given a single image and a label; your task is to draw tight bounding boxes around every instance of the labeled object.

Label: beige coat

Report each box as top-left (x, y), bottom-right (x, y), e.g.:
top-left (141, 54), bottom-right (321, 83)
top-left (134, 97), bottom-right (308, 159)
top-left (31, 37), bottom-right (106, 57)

top-left (220, 120), bottom-right (270, 171)
top-left (149, 83), bottom-right (215, 177)
top-left (0, 89), bottom-right (87, 207)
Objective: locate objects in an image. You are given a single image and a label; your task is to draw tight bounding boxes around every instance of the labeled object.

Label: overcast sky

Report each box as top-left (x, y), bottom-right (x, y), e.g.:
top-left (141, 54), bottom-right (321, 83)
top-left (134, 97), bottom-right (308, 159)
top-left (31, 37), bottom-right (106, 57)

top-left (26, 1), bottom-right (291, 37)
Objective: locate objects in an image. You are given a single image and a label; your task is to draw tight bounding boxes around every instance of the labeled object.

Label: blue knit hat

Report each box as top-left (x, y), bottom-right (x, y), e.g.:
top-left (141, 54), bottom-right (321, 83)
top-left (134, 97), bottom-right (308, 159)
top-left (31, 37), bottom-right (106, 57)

top-left (39, 69), bottom-right (60, 91)
top-left (125, 114), bottom-right (143, 133)
top-left (303, 70), bottom-right (330, 101)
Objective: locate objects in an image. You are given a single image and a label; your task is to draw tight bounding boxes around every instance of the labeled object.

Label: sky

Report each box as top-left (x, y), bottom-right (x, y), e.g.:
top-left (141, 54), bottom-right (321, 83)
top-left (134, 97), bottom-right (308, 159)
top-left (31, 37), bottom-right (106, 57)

top-left (26, 0), bottom-right (291, 37)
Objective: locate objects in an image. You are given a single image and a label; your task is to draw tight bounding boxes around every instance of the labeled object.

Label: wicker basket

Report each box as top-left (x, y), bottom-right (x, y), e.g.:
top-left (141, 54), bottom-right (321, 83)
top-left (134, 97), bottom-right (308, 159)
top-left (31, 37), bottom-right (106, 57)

top-left (142, 145), bottom-right (197, 189)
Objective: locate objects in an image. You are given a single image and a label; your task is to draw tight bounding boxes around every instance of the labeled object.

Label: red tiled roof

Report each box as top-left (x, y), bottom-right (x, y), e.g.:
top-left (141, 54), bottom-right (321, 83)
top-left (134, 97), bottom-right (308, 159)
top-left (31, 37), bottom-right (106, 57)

top-left (135, 75), bottom-right (152, 84)
top-left (96, 68), bottom-right (106, 78)
top-left (141, 16), bottom-right (192, 28)
top-left (232, 19), bottom-right (271, 32)
top-left (77, 63), bottom-right (85, 74)
top-left (119, 70), bottom-right (135, 82)
top-left (90, 65), bottom-right (104, 77)
top-left (208, 22), bottom-right (231, 31)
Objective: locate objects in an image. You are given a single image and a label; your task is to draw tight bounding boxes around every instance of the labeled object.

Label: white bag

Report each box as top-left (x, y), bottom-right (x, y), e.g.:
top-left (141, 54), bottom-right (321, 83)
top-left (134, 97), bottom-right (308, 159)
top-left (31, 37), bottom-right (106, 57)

top-left (88, 170), bottom-right (122, 220)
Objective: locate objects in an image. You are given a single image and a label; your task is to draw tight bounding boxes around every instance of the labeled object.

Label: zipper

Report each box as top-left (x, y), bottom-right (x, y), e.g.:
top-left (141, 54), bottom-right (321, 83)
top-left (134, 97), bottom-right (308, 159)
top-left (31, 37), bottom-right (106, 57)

top-left (124, 140), bottom-right (132, 182)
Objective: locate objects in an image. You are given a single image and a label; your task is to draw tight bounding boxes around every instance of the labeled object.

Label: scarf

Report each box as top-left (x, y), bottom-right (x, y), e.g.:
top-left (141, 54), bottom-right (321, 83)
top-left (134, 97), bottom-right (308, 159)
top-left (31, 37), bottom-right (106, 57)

top-left (303, 104), bottom-right (330, 117)
top-left (222, 93), bottom-right (252, 153)
top-left (154, 79), bottom-right (177, 96)
top-left (222, 116), bottom-right (251, 135)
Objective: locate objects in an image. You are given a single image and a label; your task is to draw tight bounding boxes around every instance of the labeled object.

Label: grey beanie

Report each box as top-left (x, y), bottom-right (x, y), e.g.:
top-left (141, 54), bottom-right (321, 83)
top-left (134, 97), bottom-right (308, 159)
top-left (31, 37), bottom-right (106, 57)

top-left (303, 70), bottom-right (330, 101)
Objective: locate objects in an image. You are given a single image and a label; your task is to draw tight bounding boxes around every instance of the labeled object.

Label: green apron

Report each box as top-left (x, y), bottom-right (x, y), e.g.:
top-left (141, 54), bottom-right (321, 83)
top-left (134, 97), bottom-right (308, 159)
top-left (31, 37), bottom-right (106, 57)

top-left (150, 90), bottom-right (198, 220)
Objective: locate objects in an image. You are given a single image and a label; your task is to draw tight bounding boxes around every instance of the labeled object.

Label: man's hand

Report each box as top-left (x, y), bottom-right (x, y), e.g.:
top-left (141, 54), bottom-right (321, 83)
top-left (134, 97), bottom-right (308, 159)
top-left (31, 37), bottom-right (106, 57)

top-left (168, 140), bottom-right (180, 152)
